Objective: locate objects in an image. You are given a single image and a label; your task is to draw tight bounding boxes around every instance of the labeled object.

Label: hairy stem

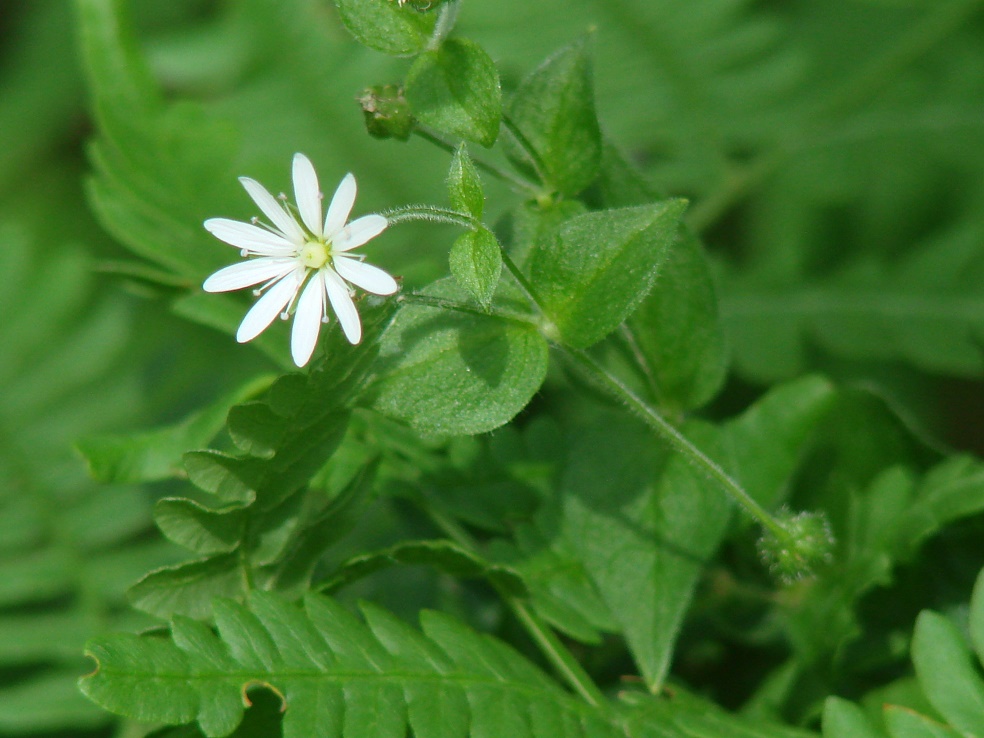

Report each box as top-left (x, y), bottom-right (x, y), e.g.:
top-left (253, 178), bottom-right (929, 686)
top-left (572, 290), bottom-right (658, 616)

top-left (400, 292), bottom-right (538, 326)
top-left (558, 346), bottom-right (790, 543)
top-left (381, 203), bottom-right (477, 229)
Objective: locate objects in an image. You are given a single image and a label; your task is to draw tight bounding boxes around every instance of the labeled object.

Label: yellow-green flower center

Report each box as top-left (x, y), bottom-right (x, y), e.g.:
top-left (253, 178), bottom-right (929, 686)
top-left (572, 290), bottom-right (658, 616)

top-left (299, 240), bottom-right (331, 269)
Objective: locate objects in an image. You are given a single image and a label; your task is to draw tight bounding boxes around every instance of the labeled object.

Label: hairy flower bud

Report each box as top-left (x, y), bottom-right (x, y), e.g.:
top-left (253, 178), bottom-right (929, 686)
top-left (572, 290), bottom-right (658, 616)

top-left (757, 509), bottom-right (835, 584)
top-left (358, 85), bottom-right (415, 141)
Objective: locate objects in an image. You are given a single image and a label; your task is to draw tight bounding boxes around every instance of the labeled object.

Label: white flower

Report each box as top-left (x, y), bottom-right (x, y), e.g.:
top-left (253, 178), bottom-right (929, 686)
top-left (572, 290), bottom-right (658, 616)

top-left (203, 153), bottom-right (398, 367)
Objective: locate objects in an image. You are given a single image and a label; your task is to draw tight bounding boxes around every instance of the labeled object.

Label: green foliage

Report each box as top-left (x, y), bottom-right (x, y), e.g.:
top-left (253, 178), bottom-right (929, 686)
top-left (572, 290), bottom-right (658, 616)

top-left (504, 36), bottom-right (603, 196)
top-left (368, 280), bottom-right (548, 435)
top-left (820, 567), bottom-right (984, 738)
top-left (406, 37), bottom-right (502, 147)
top-left (3, 0), bottom-right (983, 736)
top-left (333, 0), bottom-right (438, 57)
top-left (81, 591), bottom-right (625, 738)
top-left (448, 227), bottom-right (502, 308)
top-left (529, 200), bottom-right (687, 348)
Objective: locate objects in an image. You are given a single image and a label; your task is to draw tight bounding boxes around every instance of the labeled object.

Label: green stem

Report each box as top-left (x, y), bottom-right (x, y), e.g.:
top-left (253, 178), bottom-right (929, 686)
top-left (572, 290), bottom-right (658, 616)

top-left (381, 203), bottom-right (477, 229)
top-left (499, 249), bottom-right (544, 312)
top-left (426, 0), bottom-right (460, 50)
top-left (423, 499), bottom-right (607, 708)
top-left (559, 346), bottom-right (789, 543)
top-left (400, 292), bottom-right (538, 326)
top-left (501, 113), bottom-right (551, 189)
top-left (413, 128), bottom-right (538, 193)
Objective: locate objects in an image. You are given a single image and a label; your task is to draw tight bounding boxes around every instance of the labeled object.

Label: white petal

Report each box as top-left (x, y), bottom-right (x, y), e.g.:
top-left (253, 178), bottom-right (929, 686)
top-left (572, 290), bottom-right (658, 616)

top-left (333, 255), bottom-right (398, 295)
top-left (236, 271), bottom-right (302, 343)
top-left (332, 214), bottom-right (388, 252)
top-left (323, 173), bottom-right (357, 237)
top-left (291, 272), bottom-right (326, 367)
top-left (292, 153), bottom-right (323, 238)
top-left (204, 218), bottom-right (296, 256)
top-left (239, 176), bottom-right (306, 244)
top-left (324, 268), bottom-right (362, 344)
top-left (202, 257), bottom-right (297, 292)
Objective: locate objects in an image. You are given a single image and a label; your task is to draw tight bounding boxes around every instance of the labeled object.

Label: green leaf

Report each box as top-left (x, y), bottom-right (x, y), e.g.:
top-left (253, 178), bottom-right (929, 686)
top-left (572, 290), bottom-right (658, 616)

top-left (822, 697), bottom-right (885, 738)
top-left (81, 591), bottom-right (625, 738)
top-left (369, 280), bottom-right (548, 435)
top-left (127, 554), bottom-right (247, 621)
top-left (154, 499), bottom-right (246, 557)
top-left (912, 611), bottom-right (984, 737)
top-left (449, 227), bottom-right (502, 308)
top-left (627, 228), bottom-right (727, 412)
top-left (333, 0), bottom-right (437, 57)
top-left (447, 144), bottom-right (485, 219)
top-left (529, 201), bottom-right (688, 349)
top-left (406, 38), bottom-right (501, 147)
top-left (884, 706), bottom-right (962, 738)
top-left (505, 37), bottom-right (602, 196)
top-left (505, 198), bottom-right (587, 270)
top-left (319, 539), bottom-right (526, 595)
top-left (553, 376), bottom-right (834, 690)
top-left (76, 0), bottom-right (240, 280)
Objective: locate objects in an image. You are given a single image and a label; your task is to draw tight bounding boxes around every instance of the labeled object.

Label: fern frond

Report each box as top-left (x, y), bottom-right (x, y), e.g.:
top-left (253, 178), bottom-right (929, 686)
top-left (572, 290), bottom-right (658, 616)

top-left (82, 591), bottom-right (625, 738)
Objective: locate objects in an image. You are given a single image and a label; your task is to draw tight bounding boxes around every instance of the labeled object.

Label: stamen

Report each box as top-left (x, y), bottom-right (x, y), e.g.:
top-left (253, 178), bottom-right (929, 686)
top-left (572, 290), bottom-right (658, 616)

top-left (280, 312), bottom-right (290, 321)
top-left (250, 216), bottom-right (259, 224)
top-left (252, 273), bottom-right (286, 298)
top-left (278, 192), bottom-right (287, 201)
top-left (240, 248), bottom-right (249, 257)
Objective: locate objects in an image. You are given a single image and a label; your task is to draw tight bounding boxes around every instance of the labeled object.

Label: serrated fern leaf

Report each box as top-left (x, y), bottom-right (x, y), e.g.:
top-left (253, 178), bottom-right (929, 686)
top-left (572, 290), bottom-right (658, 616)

top-left (82, 591), bottom-right (624, 738)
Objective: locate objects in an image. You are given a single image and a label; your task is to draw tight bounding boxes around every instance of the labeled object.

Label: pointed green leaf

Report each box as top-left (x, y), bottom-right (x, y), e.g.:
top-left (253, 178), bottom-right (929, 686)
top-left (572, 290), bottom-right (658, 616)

top-left (127, 554), bottom-right (246, 621)
top-left (369, 280), bottom-right (548, 435)
top-left (529, 201), bottom-right (687, 348)
top-left (627, 228), bottom-right (727, 412)
top-left (332, 0), bottom-right (437, 57)
top-left (505, 37), bottom-right (602, 195)
top-left (912, 611), bottom-right (984, 737)
top-left (406, 38), bottom-right (501, 147)
top-left (447, 144), bottom-right (484, 219)
top-left (555, 376), bottom-right (834, 689)
top-left (449, 227), bottom-right (502, 308)
top-left (154, 499), bottom-right (246, 556)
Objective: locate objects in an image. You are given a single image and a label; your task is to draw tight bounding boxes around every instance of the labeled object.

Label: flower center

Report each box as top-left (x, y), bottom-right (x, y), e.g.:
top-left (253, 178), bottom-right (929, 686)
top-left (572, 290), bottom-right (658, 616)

top-left (299, 240), bottom-right (331, 269)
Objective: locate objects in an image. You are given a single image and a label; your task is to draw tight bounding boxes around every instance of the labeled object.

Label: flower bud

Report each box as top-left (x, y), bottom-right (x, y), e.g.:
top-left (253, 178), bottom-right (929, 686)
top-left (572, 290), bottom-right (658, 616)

top-left (757, 509), bottom-right (835, 584)
top-left (358, 85), bottom-right (415, 141)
